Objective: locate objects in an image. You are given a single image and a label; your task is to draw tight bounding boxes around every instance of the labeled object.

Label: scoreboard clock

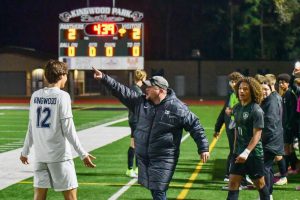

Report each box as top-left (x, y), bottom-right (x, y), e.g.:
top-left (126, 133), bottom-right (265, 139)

top-left (58, 22), bottom-right (144, 70)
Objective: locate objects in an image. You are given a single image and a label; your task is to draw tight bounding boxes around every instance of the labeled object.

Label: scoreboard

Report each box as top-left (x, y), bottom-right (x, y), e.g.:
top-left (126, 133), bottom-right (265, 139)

top-left (58, 22), bottom-right (144, 70)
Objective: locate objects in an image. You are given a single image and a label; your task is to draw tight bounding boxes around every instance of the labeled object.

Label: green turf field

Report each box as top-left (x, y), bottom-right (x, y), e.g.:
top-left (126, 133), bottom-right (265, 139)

top-left (0, 105), bottom-right (127, 152)
top-left (0, 105), bottom-right (299, 199)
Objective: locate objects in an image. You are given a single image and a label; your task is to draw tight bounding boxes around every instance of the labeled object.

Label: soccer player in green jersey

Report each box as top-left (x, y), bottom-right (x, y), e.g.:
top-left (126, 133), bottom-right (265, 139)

top-left (227, 77), bottom-right (270, 200)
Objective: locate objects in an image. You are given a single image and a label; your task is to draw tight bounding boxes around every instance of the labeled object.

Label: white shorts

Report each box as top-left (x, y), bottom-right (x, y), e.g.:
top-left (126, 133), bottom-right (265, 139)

top-left (33, 160), bottom-right (78, 192)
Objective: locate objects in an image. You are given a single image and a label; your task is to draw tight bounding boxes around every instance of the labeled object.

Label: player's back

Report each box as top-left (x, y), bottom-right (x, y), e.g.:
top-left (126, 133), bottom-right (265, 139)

top-left (30, 87), bottom-right (73, 163)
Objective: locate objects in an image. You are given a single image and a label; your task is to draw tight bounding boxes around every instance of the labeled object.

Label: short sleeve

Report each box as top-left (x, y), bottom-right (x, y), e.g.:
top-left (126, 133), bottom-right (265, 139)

top-left (59, 92), bottom-right (73, 119)
top-left (252, 104), bottom-right (264, 129)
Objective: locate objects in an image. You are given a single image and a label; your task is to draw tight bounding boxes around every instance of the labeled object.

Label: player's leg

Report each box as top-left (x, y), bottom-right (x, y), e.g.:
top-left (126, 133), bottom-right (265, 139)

top-left (34, 188), bottom-right (48, 200)
top-left (33, 162), bottom-right (52, 200)
top-left (126, 127), bottom-right (137, 178)
top-left (47, 160), bottom-right (79, 198)
top-left (263, 151), bottom-right (275, 195)
top-left (252, 177), bottom-right (270, 200)
top-left (128, 137), bottom-right (135, 169)
top-left (227, 174), bottom-right (243, 200)
top-left (62, 188), bottom-right (77, 200)
top-left (248, 156), bottom-right (270, 200)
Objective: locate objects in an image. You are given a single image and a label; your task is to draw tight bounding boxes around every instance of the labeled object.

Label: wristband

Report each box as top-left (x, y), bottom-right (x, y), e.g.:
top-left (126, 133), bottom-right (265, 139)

top-left (239, 148), bottom-right (250, 160)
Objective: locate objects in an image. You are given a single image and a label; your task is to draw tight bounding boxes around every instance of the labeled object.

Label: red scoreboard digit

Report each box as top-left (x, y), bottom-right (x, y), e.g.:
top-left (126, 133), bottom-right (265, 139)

top-left (58, 22), bottom-right (144, 70)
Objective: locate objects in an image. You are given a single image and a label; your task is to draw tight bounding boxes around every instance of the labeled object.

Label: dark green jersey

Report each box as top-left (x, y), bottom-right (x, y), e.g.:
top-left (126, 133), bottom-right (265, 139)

top-left (233, 102), bottom-right (264, 157)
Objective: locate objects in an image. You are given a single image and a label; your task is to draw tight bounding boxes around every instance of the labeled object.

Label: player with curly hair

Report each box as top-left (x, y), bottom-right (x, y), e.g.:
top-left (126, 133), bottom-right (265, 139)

top-left (227, 77), bottom-right (270, 200)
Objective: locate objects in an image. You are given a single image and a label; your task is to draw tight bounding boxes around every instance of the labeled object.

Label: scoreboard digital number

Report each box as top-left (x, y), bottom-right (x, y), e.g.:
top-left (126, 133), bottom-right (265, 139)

top-left (58, 22), bottom-right (144, 70)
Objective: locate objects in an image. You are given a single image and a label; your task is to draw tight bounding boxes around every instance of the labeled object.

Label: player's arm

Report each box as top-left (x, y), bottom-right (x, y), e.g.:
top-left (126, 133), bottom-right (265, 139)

top-left (183, 110), bottom-right (210, 163)
top-left (61, 118), bottom-right (96, 168)
top-left (20, 120), bottom-right (33, 164)
top-left (235, 128), bottom-right (262, 164)
top-left (92, 67), bottom-right (141, 112)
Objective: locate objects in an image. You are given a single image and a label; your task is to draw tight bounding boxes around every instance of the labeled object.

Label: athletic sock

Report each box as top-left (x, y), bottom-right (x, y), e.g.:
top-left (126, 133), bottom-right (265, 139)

top-left (259, 185), bottom-right (270, 200)
top-left (278, 158), bottom-right (287, 177)
top-left (127, 147), bottom-right (135, 169)
top-left (227, 190), bottom-right (239, 200)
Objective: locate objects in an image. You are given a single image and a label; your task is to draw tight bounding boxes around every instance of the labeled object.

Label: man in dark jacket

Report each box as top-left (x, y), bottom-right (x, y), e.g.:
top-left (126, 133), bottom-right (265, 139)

top-left (93, 67), bottom-right (210, 200)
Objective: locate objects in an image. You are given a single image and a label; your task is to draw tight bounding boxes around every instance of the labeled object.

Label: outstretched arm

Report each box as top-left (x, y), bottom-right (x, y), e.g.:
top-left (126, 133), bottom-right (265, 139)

top-left (93, 67), bottom-right (141, 111)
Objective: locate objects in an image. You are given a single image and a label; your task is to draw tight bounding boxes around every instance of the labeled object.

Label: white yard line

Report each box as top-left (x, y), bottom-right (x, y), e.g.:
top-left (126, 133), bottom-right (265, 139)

top-left (107, 133), bottom-right (191, 200)
top-left (108, 178), bottom-right (138, 200)
top-left (0, 117), bottom-right (129, 190)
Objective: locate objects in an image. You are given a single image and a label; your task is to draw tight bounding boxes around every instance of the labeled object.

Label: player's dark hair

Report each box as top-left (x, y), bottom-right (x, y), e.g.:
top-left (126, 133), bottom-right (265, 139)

top-left (234, 77), bottom-right (263, 105)
top-left (44, 60), bottom-right (68, 84)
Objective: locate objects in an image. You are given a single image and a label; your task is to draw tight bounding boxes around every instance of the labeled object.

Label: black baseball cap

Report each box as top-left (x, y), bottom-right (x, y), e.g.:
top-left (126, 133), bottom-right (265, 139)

top-left (143, 76), bottom-right (169, 90)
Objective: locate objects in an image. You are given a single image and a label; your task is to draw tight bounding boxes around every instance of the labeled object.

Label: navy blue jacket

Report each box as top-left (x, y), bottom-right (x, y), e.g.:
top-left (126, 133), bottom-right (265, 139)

top-left (101, 74), bottom-right (209, 191)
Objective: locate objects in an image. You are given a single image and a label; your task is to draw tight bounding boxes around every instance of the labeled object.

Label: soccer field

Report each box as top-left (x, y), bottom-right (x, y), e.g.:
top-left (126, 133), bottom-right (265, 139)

top-left (0, 105), bottom-right (299, 200)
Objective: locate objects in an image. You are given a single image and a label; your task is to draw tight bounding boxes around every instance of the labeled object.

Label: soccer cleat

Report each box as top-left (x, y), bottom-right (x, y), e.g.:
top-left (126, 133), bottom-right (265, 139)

top-left (245, 175), bottom-right (253, 185)
top-left (273, 177), bottom-right (280, 183)
top-left (221, 185), bottom-right (245, 191)
top-left (223, 175), bottom-right (229, 182)
top-left (296, 186), bottom-right (300, 190)
top-left (223, 177), bottom-right (229, 182)
top-left (126, 169), bottom-right (137, 178)
top-left (274, 177), bottom-right (288, 185)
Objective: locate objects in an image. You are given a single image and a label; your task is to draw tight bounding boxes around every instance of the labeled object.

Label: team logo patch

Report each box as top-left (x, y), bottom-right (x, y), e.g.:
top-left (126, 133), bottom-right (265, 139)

top-left (243, 112), bottom-right (249, 120)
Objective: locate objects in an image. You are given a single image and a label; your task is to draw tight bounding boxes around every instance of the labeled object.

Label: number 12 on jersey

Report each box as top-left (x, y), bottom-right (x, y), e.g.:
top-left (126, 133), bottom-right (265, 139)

top-left (36, 107), bottom-right (51, 128)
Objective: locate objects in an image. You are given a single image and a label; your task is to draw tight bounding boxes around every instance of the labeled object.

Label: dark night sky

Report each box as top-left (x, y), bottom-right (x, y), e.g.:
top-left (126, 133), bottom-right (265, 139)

top-left (0, 0), bottom-right (226, 60)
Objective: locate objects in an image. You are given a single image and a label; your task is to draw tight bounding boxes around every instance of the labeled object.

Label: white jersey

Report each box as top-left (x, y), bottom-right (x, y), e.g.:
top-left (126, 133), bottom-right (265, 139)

top-left (22, 87), bottom-right (87, 163)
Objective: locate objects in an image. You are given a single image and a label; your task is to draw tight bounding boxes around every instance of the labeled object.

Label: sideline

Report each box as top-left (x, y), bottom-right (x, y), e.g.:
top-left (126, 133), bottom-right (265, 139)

top-left (176, 124), bottom-right (225, 199)
top-left (107, 133), bottom-right (191, 200)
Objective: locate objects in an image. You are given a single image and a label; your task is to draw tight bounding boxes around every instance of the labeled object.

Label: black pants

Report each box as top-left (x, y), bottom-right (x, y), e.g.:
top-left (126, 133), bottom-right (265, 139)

top-left (263, 151), bottom-right (276, 195)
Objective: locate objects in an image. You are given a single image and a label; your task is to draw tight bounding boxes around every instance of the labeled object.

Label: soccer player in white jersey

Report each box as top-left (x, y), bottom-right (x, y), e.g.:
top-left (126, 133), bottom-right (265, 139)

top-left (20, 60), bottom-right (96, 200)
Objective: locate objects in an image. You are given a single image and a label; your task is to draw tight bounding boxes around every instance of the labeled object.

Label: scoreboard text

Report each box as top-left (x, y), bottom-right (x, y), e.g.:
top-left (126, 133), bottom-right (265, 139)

top-left (58, 22), bottom-right (144, 70)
